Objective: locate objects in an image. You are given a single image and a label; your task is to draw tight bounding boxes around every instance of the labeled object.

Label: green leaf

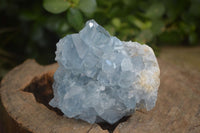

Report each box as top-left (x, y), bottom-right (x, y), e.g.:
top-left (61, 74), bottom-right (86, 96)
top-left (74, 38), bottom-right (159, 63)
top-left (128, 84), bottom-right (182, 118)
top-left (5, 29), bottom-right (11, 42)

top-left (135, 29), bottom-right (153, 44)
top-left (111, 18), bottom-right (121, 28)
top-left (78, 0), bottom-right (97, 16)
top-left (67, 8), bottom-right (83, 31)
top-left (43, 0), bottom-right (70, 14)
top-left (71, 0), bottom-right (80, 6)
top-left (146, 3), bottom-right (165, 19)
top-left (132, 18), bottom-right (144, 29)
top-left (151, 20), bottom-right (165, 35)
top-left (128, 16), bottom-right (151, 30)
top-left (59, 22), bottom-right (69, 33)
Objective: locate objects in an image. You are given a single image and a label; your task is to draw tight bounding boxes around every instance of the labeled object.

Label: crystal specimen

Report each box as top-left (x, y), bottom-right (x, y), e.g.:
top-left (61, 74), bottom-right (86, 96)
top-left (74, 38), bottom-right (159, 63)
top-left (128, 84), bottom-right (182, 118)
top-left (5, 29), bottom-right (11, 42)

top-left (49, 19), bottom-right (160, 124)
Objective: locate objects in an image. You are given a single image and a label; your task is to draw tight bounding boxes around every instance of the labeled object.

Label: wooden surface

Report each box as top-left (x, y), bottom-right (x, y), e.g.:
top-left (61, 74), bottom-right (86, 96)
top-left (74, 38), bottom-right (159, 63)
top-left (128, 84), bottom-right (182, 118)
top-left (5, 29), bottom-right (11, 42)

top-left (0, 47), bottom-right (200, 133)
top-left (114, 47), bottom-right (200, 133)
top-left (0, 60), bottom-right (108, 133)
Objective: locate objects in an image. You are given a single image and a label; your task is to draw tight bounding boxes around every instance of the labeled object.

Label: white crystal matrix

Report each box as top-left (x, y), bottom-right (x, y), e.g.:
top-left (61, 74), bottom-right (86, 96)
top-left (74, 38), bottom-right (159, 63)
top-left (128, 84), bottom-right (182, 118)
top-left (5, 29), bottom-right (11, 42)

top-left (50, 20), bottom-right (160, 124)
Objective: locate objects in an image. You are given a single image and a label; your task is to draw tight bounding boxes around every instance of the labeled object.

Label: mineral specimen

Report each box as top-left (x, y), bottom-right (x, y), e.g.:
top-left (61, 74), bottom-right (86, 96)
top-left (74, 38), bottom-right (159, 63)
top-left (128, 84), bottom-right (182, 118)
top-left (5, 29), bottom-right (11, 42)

top-left (49, 19), bottom-right (160, 124)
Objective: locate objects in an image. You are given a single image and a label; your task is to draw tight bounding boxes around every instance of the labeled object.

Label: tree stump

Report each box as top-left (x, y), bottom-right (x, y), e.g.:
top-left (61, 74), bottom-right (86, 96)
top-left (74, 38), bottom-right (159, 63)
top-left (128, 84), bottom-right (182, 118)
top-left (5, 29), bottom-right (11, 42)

top-left (1, 47), bottom-right (200, 133)
top-left (0, 60), bottom-right (108, 133)
top-left (113, 47), bottom-right (200, 133)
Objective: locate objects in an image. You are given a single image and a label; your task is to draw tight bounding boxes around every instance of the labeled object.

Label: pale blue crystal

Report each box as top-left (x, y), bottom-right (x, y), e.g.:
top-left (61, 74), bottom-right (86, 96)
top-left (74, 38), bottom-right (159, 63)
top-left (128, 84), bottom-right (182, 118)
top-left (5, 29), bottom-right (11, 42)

top-left (50, 19), bottom-right (160, 124)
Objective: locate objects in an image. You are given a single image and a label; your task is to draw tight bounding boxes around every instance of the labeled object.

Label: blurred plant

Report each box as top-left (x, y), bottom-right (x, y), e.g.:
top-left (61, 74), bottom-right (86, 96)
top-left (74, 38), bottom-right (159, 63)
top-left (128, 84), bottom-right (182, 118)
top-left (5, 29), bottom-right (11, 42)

top-left (0, 0), bottom-right (200, 80)
top-left (42, 0), bottom-right (200, 45)
top-left (43, 0), bottom-right (97, 30)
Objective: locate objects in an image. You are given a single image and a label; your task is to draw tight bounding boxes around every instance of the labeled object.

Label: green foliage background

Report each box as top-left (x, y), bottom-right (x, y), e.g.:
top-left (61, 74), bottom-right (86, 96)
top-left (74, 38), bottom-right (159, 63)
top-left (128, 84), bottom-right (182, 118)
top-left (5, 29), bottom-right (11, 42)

top-left (0, 0), bottom-right (200, 79)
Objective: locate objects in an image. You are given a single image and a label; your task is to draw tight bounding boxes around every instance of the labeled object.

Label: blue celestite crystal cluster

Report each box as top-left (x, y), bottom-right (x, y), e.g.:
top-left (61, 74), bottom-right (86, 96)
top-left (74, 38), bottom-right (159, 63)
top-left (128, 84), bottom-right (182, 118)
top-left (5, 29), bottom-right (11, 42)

top-left (49, 20), bottom-right (160, 124)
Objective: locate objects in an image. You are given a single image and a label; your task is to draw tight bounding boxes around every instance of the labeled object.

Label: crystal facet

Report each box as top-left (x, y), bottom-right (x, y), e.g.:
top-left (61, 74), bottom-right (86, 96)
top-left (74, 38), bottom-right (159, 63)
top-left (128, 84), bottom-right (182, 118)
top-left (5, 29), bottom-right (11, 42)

top-left (50, 19), bottom-right (160, 124)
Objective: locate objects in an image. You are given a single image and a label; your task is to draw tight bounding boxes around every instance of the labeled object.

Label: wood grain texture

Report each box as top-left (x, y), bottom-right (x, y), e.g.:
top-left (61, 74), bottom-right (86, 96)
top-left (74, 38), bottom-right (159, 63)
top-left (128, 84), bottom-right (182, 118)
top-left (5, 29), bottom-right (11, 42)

top-left (1, 47), bottom-right (200, 133)
top-left (113, 47), bottom-right (200, 133)
top-left (0, 60), bottom-right (108, 133)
